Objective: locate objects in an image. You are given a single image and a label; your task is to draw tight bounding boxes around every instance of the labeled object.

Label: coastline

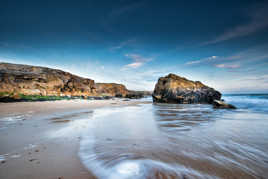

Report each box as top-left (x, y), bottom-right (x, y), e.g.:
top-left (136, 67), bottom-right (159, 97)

top-left (0, 99), bottom-right (149, 179)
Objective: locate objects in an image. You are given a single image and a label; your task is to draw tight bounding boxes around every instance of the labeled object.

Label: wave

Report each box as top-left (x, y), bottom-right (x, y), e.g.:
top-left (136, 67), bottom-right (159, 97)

top-left (223, 94), bottom-right (268, 112)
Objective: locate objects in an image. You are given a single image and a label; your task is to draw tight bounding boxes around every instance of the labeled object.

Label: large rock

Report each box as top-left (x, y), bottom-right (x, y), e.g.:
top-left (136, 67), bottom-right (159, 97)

top-left (0, 63), bottom-right (96, 98)
top-left (152, 73), bottom-right (221, 104)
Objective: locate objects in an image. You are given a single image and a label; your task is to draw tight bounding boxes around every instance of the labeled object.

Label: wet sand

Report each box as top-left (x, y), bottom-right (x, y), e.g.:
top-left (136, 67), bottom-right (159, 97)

top-left (79, 103), bottom-right (268, 179)
top-left (0, 99), bottom-right (147, 179)
top-left (1, 98), bottom-right (268, 179)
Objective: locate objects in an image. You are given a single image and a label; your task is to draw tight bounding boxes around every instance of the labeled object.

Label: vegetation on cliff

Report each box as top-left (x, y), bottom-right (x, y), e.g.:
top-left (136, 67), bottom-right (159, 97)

top-left (0, 63), bottom-right (96, 98)
top-left (0, 63), bottom-right (150, 102)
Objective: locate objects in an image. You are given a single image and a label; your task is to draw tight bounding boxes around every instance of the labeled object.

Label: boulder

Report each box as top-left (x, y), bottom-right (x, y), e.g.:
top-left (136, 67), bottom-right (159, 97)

top-left (213, 100), bottom-right (236, 109)
top-left (152, 73), bottom-right (221, 104)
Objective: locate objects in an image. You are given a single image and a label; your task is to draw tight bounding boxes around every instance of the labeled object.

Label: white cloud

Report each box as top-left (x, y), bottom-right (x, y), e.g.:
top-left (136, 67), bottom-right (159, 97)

top-left (214, 63), bottom-right (240, 69)
top-left (186, 56), bottom-right (218, 65)
top-left (124, 61), bottom-right (143, 68)
top-left (109, 39), bottom-right (136, 51)
top-left (202, 5), bottom-right (268, 45)
top-left (122, 54), bottom-right (153, 70)
top-left (186, 45), bottom-right (268, 69)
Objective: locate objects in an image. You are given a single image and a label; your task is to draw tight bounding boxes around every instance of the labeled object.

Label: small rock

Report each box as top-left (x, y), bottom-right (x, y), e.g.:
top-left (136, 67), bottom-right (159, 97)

top-left (1, 160), bottom-right (6, 164)
top-left (29, 159), bottom-right (37, 162)
top-left (213, 100), bottom-right (236, 109)
top-left (35, 149), bottom-right (39, 152)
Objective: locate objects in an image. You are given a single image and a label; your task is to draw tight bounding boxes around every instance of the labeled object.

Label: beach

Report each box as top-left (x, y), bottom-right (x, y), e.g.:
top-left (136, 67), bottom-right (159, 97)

top-left (1, 95), bottom-right (268, 179)
top-left (0, 99), bottom-right (147, 179)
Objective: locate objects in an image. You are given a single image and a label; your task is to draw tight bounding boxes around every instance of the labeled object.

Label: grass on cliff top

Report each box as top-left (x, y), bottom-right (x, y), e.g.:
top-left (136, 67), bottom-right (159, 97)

top-left (0, 92), bottom-right (70, 101)
top-left (0, 92), bottom-right (11, 97)
top-left (18, 94), bottom-right (69, 101)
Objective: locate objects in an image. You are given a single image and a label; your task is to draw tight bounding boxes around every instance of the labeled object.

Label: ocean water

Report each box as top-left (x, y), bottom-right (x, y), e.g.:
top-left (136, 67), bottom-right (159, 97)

top-left (223, 94), bottom-right (268, 112)
top-left (79, 95), bottom-right (268, 179)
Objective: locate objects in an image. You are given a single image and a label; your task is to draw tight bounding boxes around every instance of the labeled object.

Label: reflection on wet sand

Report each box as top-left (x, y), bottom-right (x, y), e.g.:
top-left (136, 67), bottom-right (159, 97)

top-left (79, 104), bottom-right (268, 179)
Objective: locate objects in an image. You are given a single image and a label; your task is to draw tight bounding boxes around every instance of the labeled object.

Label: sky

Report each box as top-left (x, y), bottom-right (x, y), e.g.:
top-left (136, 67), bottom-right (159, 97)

top-left (0, 0), bottom-right (268, 93)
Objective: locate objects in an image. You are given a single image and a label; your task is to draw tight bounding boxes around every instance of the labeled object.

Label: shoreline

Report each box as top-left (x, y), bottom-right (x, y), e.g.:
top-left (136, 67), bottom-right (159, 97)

top-left (0, 99), bottom-right (149, 179)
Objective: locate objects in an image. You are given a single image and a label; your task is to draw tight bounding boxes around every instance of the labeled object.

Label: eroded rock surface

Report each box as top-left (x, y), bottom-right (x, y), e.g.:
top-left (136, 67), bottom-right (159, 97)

top-left (95, 83), bottom-right (129, 97)
top-left (0, 63), bottom-right (96, 98)
top-left (152, 73), bottom-right (221, 104)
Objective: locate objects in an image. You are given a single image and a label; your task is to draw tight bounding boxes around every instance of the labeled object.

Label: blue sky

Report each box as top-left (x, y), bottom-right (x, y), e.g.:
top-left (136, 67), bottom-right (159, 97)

top-left (0, 0), bottom-right (268, 93)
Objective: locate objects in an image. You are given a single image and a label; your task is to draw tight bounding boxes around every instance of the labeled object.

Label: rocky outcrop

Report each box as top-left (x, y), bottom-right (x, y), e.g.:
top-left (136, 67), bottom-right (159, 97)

top-left (0, 63), bottom-right (148, 101)
top-left (213, 100), bottom-right (236, 109)
top-left (95, 83), bottom-right (129, 97)
top-left (95, 83), bottom-right (152, 98)
top-left (152, 73), bottom-right (221, 104)
top-left (0, 63), bottom-right (96, 98)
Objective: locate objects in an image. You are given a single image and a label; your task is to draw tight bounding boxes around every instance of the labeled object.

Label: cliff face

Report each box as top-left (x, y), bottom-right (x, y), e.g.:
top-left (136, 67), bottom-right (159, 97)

top-left (152, 73), bottom-right (221, 104)
top-left (0, 63), bottom-right (96, 97)
top-left (95, 83), bottom-right (129, 97)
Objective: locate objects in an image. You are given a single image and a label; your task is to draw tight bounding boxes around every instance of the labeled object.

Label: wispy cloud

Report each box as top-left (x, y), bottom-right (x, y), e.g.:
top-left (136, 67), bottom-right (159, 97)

top-left (186, 56), bottom-right (218, 65)
top-left (186, 45), bottom-right (268, 69)
top-left (101, 1), bottom-right (144, 31)
top-left (109, 39), bottom-right (136, 51)
top-left (202, 5), bottom-right (268, 45)
top-left (122, 54), bottom-right (153, 70)
top-left (242, 74), bottom-right (268, 83)
top-left (214, 63), bottom-right (240, 69)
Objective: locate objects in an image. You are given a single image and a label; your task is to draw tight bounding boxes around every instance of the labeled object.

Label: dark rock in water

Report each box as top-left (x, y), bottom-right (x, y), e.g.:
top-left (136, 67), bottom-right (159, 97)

top-left (213, 100), bottom-right (236, 109)
top-left (152, 73), bottom-right (221, 104)
top-left (93, 96), bottom-right (104, 100)
top-left (125, 91), bottom-right (144, 99)
top-left (103, 96), bottom-right (113, 100)
top-left (115, 94), bottom-right (123, 98)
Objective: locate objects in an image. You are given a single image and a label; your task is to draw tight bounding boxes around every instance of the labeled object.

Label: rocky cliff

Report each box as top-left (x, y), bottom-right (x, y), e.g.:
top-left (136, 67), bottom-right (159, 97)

top-left (152, 73), bottom-right (221, 104)
top-left (0, 63), bottom-right (150, 101)
top-left (95, 83), bottom-right (129, 97)
top-left (0, 63), bottom-right (96, 98)
top-left (95, 83), bottom-right (152, 98)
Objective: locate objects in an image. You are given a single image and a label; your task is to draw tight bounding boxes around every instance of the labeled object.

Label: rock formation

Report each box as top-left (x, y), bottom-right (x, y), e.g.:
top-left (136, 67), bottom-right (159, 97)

top-left (152, 73), bottom-right (221, 104)
top-left (95, 83), bottom-right (152, 98)
top-left (0, 63), bottom-right (96, 98)
top-left (95, 83), bottom-right (129, 97)
top-left (0, 62), bottom-right (149, 101)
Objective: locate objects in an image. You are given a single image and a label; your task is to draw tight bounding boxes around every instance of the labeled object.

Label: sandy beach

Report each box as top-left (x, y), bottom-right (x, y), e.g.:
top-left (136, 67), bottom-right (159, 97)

top-left (0, 99), bottom-right (147, 179)
top-left (1, 97), bottom-right (268, 179)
